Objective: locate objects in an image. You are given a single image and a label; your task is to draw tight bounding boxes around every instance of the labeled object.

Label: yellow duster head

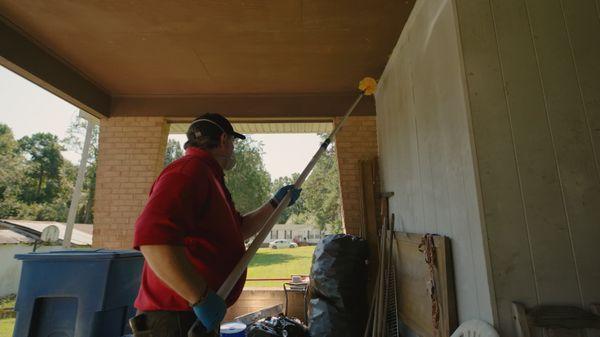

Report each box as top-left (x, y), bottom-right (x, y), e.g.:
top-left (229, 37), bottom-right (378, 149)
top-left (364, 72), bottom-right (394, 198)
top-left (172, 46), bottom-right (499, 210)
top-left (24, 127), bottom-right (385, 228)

top-left (358, 77), bottom-right (377, 96)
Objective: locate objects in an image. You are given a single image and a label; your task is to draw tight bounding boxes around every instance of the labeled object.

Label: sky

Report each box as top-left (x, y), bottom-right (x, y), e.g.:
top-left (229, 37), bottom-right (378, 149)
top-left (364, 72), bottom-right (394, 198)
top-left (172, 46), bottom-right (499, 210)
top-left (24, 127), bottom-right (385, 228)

top-left (0, 66), bottom-right (322, 180)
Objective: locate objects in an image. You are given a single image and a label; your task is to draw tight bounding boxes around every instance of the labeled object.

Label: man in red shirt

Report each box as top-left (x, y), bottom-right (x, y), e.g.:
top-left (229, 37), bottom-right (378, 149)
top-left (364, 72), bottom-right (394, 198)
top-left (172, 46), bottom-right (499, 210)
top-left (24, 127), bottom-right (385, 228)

top-left (131, 113), bottom-right (300, 336)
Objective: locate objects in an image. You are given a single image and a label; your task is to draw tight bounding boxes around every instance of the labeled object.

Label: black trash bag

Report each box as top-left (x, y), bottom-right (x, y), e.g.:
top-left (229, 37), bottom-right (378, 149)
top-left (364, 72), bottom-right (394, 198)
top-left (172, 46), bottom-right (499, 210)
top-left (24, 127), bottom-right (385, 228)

top-left (308, 298), bottom-right (350, 337)
top-left (308, 234), bottom-right (369, 337)
top-left (272, 316), bottom-right (308, 337)
top-left (247, 315), bottom-right (309, 337)
top-left (247, 321), bottom-right (279, 337)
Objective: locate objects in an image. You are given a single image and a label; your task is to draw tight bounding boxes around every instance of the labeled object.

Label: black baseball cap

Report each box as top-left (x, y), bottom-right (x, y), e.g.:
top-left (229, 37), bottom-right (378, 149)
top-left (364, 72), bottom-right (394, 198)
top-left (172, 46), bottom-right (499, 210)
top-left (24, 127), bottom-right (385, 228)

top-left (187, 113), bottom-right (246, 140)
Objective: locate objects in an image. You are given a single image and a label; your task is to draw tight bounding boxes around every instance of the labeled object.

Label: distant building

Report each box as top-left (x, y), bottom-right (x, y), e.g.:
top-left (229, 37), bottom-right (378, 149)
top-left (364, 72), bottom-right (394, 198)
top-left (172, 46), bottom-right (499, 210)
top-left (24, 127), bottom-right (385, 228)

top-left (267, 224), bottom-right (330, 244)
top-left (0, 220), bottom-right (93, 297)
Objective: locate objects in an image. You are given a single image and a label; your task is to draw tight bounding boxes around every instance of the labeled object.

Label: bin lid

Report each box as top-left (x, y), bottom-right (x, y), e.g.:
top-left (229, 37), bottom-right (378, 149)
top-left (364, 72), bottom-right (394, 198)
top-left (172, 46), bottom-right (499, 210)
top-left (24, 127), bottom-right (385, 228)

top-left (220, 322), bottom-right (246, 335)
top-left (15, 249), bottom-right (142, 261)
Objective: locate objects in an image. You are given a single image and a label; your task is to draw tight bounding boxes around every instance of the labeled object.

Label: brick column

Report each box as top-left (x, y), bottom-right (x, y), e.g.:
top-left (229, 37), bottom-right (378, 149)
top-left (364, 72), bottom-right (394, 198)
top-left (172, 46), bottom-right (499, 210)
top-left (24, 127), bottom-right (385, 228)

top-left (334, 116), bottom-right (378, 235)
top-left (93, 117), bottom-right (169, 249)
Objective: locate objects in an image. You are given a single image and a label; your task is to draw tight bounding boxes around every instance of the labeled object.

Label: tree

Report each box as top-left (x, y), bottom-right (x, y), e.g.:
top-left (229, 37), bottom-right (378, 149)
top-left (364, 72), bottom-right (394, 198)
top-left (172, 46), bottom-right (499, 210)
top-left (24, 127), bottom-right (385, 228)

top-left (225, 137), bottom-right (272, 214)
top-left (271, 173), bottom-right (305, 224)
top-left (0, 124), bottom-right (22, 199)
top-left (18, 133), bottom-right (65, 203)
top-left (0, 130), bottom-right (76, 221)
top-left (62, 116), bottom-right (100, 162)
top-left (0, 124), bottom-right (26, 218)
top-left (0, 124), bottom-right (19, 156)
top-left (0, 122), bottom-right (91, 222)
top-left (283, 139), bottom-right (342, 234)
top-left (19, 161), bottom-right (74, 222)
top-left (164, 139), bottom-right (184, 166)
top-left (303, 146), bottom-right (342, 233)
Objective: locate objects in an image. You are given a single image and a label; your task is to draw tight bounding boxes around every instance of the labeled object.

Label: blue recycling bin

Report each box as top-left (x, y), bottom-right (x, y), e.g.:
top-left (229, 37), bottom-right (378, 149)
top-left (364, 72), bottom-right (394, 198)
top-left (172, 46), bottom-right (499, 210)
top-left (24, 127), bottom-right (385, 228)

top-left (13, 250), bottom-right (144, 337)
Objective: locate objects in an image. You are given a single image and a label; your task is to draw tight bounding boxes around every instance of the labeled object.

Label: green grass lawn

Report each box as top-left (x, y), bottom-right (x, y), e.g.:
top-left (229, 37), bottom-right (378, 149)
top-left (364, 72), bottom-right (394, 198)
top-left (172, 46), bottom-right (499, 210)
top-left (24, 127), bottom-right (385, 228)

top-left (0, 318), bottom-right (14, 337)
top-left (246, 246), bottom-right (315, 287)
top-left (0, 295), bottom-right (15, 337)
top-left (0, 296), bottom-right (14, 310)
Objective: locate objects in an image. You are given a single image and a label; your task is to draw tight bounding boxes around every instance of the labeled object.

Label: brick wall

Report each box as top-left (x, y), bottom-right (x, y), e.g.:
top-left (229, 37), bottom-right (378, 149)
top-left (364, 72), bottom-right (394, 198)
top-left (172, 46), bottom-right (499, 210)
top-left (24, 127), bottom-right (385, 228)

top-left (334, 116), bottom-right (378, 235)
top-left (93, 117), bottom-right (169, 248)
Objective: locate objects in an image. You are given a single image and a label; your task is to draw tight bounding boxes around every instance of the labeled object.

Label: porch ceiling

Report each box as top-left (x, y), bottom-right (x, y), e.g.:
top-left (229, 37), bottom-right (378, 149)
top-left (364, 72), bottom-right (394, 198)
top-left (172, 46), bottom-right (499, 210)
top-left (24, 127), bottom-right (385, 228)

top-left (0, 1), bottom-right (414, 118)
top-left (170, 120), bottom-right (333, 134)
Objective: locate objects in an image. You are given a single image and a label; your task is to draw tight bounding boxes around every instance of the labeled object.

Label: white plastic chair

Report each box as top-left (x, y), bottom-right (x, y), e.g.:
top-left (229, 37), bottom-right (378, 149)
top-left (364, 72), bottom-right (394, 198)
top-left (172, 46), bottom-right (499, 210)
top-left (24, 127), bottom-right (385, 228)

top-left (450, 320), bottom-right (499, 337)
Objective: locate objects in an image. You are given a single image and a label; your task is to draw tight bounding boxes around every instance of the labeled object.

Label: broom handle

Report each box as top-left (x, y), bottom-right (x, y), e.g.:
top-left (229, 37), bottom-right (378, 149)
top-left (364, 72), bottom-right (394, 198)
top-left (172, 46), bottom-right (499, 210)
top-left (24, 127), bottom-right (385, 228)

top-left (217, 93), bottom-right (364, 299)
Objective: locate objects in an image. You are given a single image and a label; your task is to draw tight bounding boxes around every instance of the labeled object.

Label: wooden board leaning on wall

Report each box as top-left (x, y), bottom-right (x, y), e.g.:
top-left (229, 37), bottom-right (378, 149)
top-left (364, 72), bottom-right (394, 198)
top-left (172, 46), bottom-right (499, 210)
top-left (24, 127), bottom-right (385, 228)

top-left (393, 232), bottom-right (458, 337)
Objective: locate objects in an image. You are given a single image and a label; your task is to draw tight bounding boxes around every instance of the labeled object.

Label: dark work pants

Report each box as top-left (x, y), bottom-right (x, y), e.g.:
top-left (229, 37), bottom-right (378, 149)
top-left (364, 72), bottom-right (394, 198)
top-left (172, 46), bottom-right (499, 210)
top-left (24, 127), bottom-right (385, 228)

top-left (130, 311), bottom-right (217, 337)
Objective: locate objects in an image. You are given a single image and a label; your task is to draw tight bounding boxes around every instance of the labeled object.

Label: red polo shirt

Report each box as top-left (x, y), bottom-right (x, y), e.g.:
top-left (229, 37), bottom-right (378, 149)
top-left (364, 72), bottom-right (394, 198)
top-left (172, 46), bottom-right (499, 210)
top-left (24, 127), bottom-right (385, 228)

top-left (133, 147), bottom-right (246, 311)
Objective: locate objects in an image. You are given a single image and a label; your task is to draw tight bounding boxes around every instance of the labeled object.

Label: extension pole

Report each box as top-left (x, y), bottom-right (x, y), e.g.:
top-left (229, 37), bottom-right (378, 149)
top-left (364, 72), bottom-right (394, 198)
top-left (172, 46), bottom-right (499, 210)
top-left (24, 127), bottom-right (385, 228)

top-left (218, 92), bottom-right (365, 299)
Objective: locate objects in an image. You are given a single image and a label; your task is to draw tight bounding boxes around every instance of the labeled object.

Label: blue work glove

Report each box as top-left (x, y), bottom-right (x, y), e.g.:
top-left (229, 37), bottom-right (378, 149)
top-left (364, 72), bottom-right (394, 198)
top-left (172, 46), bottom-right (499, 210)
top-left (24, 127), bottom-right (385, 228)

top-left (272, 185), bottom-right (302, 207)
top-left (191, 290), bottom-right (227, 332)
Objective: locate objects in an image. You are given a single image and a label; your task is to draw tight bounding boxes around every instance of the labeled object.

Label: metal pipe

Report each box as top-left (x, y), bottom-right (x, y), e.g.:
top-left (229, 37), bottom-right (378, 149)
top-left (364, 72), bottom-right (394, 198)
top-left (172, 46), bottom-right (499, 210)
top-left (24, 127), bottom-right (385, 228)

top-left (63, 111), bottom-right (97, 248)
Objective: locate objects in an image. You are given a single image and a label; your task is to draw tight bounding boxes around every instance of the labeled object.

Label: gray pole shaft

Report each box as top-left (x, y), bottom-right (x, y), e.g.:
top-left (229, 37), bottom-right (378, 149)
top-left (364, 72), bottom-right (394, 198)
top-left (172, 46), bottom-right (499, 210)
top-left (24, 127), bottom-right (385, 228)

top-left (63, 118), bottom-right (95, 248)
top-left (217, 93), bottom-right (364, 299)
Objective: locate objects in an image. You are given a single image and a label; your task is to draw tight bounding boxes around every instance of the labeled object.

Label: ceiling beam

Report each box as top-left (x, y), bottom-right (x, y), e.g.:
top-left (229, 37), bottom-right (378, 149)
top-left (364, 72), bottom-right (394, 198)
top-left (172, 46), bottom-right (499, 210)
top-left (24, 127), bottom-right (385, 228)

top-left (0, 18), bottom-right (111, 118)
top-left (111, 93), bottom-right (375, 118)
